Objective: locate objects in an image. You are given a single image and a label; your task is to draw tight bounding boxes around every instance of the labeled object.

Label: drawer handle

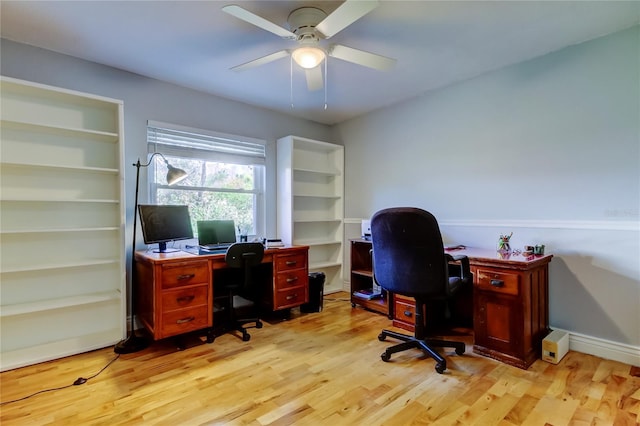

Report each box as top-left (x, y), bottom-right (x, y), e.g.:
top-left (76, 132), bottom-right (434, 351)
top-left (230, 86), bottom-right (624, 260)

top-left (285, 294), bottom-right (298, 300)
top-left (176, 316), bottom-right (195, 324)
top-left (403, 310), bottom-right (413, 318)
top-left (490, 279), bottom-right (504, 287)
top-left (176, 295), bottom-right (195, 304)
top-left (286, 276), bottom-right (299, 283)
top-left (177, 274), bottom-right (195, 281)
top-left (285, 261), bottom-right (297, 266)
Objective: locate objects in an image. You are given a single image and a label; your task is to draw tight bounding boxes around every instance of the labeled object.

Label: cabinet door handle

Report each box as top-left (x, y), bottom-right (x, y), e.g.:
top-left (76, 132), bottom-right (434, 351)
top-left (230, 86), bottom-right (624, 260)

top-left (404, 310), bottom-right (413, 318)
top-left (285, 261), bottom-right (297, 266)
top-left (176, 295), bottom-right (195, 304)
top-left (176, 316), bottom-right (195, 324)
top-left (286, 294), bottom-right (298, 300)
top-left (177, 274), bottom-right (195, 281)
top-left (286, 276), bottom-right (299, 283)
top-left (490, 279), bottom-right (504, 287)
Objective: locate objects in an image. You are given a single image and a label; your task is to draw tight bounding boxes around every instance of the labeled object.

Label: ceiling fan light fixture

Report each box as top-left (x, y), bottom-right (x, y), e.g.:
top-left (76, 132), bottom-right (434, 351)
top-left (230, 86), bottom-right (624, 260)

top-left (292, 46), bottom-right (326, 69)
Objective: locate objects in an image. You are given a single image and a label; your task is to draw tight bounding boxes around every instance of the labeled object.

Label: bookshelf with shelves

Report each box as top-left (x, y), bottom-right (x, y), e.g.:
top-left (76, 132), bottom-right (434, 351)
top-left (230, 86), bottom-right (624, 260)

top-left (277, 135), bottom-right (344, 293)
top-left (0, 76), bottom-right (125, 371)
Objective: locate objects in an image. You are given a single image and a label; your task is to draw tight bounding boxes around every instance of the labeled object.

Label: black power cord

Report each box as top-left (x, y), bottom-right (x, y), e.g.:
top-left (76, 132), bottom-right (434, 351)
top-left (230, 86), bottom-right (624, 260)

top-left (0, 354), bottom-right (120, 406)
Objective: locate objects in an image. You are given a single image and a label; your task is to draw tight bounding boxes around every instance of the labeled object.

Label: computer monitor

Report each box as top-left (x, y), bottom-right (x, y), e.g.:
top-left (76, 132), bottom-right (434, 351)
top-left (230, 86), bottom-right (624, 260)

top-left (197, 220), bottom-right (237, 248)
top-left (138, 204), bottom-right (194, 253)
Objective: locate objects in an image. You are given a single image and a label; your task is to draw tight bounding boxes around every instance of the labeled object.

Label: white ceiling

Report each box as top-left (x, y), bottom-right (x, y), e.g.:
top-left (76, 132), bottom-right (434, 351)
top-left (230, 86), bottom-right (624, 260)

top-left (1, 1), bottom-right (638, 125)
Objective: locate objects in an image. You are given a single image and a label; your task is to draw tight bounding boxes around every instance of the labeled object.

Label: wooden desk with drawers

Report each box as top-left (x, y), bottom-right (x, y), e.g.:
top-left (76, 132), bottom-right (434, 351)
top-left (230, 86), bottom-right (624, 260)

top-left (134, 245), bottom-right (309, 341)
top-left (350, 240), bottom-right (553, 369)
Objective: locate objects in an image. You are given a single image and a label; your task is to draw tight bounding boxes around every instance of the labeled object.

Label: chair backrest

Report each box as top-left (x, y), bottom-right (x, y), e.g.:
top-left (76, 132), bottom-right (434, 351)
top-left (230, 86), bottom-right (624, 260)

top-left (370, 207), bottom-right (448, 298)
top-left (225, 242), bottom-right (265, 269)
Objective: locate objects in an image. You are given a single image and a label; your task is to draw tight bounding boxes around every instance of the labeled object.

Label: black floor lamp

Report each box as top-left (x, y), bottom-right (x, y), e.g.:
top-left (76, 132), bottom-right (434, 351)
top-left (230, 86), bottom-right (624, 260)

top-left (114, 153), bottom-right (188, 354)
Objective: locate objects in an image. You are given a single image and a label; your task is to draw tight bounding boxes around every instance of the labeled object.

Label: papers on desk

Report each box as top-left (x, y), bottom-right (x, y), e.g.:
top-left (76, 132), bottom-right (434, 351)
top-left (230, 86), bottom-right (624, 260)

top-left (265, 239), bottom-right (284, 248)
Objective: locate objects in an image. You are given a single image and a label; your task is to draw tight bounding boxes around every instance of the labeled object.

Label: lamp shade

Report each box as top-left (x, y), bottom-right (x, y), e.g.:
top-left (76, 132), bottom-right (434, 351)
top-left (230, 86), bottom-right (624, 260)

top-left (292, 47), bottom-right (326, 69)
top-left (166, 164), bottom-right (188, 185)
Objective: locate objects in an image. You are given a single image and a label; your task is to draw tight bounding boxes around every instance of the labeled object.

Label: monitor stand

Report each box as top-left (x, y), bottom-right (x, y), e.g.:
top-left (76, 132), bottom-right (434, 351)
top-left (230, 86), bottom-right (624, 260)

top-left (154, 242), bottom-right (179, 253)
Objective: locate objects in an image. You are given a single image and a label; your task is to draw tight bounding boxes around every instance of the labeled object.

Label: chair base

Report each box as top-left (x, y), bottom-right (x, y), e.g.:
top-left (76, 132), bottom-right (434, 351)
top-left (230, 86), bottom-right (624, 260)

top-left (378, 329), bottom-right (465, 374)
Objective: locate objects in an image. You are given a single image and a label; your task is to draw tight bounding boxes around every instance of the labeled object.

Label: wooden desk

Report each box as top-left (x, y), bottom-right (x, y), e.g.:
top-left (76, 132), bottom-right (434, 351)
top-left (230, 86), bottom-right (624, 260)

top-left (135, 245), bottom-right (309, 341)
top-left (350, 240), bottom-right (553, 369)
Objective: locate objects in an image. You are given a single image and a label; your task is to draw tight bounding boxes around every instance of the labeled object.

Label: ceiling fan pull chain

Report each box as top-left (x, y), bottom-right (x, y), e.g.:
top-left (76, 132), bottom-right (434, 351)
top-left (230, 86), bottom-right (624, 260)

top-left (290, 55), bottom-right (294, 109)
top-left (324, 57), bottom-right (328, 110)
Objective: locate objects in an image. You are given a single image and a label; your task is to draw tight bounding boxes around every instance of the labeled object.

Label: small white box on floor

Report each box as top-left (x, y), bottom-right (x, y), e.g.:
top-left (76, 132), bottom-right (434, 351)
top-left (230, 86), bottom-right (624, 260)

top-left (542, 330), bottom-right (569, 364)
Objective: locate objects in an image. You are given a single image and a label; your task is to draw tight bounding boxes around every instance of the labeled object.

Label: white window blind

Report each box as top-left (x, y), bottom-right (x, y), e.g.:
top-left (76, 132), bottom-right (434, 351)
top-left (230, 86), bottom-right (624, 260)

top-left (147, 121), bottom-right (265, 165)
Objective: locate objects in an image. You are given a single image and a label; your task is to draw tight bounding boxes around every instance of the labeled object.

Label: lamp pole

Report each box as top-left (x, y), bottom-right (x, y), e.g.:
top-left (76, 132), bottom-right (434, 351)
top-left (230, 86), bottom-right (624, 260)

top-left (114, 153), bottom-right (187, 354)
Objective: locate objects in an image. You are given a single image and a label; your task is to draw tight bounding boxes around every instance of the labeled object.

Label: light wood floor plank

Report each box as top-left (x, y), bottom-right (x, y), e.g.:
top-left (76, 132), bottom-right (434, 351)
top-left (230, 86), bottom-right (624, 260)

top-left (1, 293), bottom-right (638, 425)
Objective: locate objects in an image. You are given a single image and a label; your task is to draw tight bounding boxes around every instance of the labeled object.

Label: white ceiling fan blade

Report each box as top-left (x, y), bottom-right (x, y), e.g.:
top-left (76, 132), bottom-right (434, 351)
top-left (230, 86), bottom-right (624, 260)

top-left (231, 50), bottom-right (290, 72)
top-left (316, 0), bottom-right (379, 39)
top-left (305, 66), bottom-right (324, 91)
top-left (222, 5), bottom-right (296, 40)
top-left (328, 44), bottom-right (396, 71)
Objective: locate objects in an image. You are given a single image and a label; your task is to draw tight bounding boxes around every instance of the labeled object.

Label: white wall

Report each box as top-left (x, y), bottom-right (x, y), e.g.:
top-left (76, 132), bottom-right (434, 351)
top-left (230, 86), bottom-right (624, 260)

top-left (335, 26), bottom-right (639, 363)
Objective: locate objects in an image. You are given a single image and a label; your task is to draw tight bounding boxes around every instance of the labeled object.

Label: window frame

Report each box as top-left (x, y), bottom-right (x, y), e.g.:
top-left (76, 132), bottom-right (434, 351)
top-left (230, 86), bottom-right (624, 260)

top-left (146, 120), bottom-right (266, 240)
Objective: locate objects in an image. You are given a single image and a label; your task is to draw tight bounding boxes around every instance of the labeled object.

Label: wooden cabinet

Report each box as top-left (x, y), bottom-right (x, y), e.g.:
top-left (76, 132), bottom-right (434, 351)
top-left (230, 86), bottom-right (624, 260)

top-left (136, 257), bottom-right (212, 340)
top-left (135, 246), bottom-right (309, 340)
top-left (472, 252), bottom-right (552, 369)
top-left (272, 249), bottom-right (309, 310)
top-left (0, 76), bottom-right (125, 371)
top-left (277, 136), bottom-right (344, 293)
top-left (350, 239), bottom-right (388, 316)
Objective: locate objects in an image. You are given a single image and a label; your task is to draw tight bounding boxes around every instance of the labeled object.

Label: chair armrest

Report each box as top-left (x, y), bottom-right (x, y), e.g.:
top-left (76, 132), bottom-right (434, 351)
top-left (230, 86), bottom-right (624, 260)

top-left (446, 254), bottom-right (472, 283)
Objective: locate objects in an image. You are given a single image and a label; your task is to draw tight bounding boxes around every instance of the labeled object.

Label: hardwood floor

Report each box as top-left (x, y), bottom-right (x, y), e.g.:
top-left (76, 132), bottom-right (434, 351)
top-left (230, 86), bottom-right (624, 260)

top-left (1, 293), bottom-right (639, 425)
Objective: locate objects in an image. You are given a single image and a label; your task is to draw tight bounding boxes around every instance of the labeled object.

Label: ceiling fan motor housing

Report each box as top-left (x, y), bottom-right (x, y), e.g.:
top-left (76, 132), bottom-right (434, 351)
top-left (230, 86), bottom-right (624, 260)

top-left (288, 7), bottom-right (327, 42)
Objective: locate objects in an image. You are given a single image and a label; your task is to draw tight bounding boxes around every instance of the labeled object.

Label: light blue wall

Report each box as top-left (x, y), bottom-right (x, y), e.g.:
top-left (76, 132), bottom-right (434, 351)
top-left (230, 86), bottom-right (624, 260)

top-left (335, 26), bottom-right (640, 351)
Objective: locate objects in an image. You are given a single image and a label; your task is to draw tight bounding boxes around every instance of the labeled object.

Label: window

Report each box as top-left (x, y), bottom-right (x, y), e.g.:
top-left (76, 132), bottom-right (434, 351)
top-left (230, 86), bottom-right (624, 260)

top-left (146, 121), bottom-right (266, 239)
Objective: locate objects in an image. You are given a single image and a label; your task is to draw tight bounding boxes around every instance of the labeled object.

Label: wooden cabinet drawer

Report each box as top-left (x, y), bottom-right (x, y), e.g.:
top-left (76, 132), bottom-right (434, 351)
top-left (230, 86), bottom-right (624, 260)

top-left (275, 287), bottom-right (307, 309)
top-left (275, 269), bottom-right (308, 290)
top-left (475, 268), bottom-right (519, 296)
top-left (161, 261), bottom-right (209, 288)
top-left (275, 253), bottom-right (307, 272)
top-left (162, 285), bottom-right (209, 312)
top-left (394, 296), bottom-right (416, 325)
top-left (161, 305), bottom-right (210, 337)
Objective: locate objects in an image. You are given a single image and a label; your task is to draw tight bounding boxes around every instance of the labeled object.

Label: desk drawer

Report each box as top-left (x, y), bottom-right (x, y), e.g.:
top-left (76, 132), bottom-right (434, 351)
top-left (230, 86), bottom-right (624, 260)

top-left (476, 269), bottom-right (519, 296)
top-left (161, 261), bottom-right (209, 289)
top-left (275, 287), bottom-right (307, 309)
top-left (161, 305), bottom-right (210, 337)
top-left (162, 285), bottom-right (209, 312)
top-left (276, 253), bottom-right (307, 272)
top-left (275, 269), bottom-right (308, 290)
top-left (394, 296), bottom-right (416, 324)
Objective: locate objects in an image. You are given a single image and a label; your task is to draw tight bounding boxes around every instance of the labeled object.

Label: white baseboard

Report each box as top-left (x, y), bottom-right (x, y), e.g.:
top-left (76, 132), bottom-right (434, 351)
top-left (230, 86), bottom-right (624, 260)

top-left (551, 327), bottom-right (640, 367)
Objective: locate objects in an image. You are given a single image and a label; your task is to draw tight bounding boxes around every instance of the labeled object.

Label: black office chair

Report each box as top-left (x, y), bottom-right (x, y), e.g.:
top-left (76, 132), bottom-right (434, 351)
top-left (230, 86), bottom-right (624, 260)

top-left (371, 207), bottom-right (471, 373)
top-left (222, 242), bottom-right (265, 342)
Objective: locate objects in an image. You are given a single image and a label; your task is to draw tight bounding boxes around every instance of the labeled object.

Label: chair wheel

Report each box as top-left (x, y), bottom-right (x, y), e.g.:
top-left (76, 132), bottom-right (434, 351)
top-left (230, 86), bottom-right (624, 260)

top-left (378, 333), bottom-right (386, 341)
top-left (206, 335), bottom-right (215, 344)
top-left (381, 352), bottom-right (390, 362)
top-left (242, 333), bottom-right (251, 342)
top-left (455, 346), bottom-right (465, 355)
top-left (256, 321), bottom-right (263, 329)
top-left (435, 362), bottom-right (446, 374)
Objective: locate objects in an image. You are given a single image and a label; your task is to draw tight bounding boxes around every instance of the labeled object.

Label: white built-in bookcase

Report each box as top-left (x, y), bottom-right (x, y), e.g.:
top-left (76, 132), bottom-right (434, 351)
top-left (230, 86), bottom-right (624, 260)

top-left (0, 76), bottom-right (125, 371)
top-left (277, 135), bottom-right (344, 293)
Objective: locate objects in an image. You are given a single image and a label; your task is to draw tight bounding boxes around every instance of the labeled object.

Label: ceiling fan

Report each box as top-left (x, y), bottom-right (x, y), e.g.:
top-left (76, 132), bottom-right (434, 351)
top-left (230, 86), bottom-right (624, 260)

top-left (222, 0), bottom-right (396, 91)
